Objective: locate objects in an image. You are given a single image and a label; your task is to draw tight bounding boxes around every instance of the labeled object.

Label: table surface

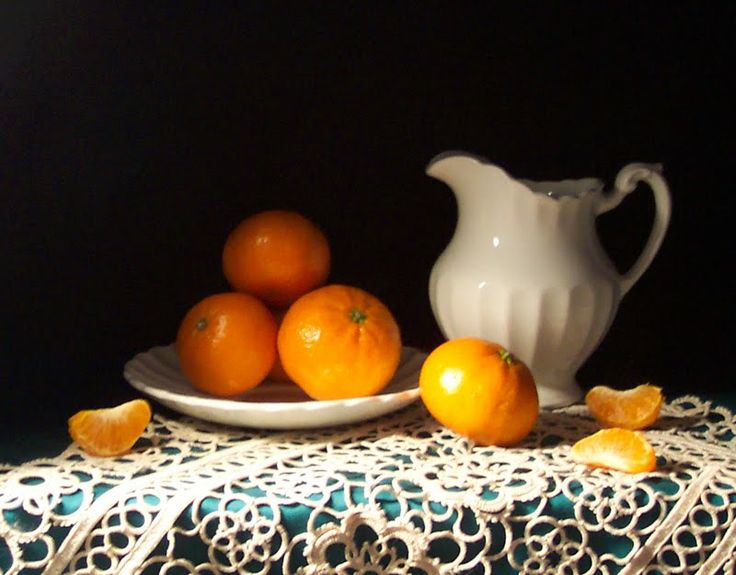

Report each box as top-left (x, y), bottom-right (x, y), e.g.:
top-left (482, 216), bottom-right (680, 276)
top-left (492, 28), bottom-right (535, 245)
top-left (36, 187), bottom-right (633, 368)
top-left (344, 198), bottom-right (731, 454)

top-left (3, 392), bottom-right (735, 467)
top-left (1, 393), bottom-right (735, 575)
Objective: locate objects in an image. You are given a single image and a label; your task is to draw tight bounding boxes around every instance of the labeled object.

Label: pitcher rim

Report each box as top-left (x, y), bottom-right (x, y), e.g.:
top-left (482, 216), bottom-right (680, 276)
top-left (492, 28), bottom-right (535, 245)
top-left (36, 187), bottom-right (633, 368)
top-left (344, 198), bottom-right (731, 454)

top-left (426, 151), bottom-right (604, 202)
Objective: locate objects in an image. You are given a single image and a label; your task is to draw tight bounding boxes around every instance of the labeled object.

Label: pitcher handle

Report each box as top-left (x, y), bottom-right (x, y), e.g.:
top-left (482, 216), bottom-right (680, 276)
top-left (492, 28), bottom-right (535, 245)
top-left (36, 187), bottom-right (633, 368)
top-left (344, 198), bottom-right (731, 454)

top-left (595, 163), bottom-right (672, 296)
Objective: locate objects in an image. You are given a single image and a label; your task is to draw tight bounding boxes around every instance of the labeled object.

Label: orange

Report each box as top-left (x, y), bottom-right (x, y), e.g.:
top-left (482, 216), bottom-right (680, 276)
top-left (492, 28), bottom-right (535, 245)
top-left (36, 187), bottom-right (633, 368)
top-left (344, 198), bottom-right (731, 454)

top-left (68, 399), bottom-right (152, 457)
top-left (277, 284), bottom-right (402, 400)
top-left (570, 428), bottom-right (657, 473)
top-left (222, 210), bottom-right (331, 308)
top-left (267, 307), bottom-right (292, 382)
top-left (585, 383), bottom-right (663, 430)
top-left (176, 292), bottom-right (277, 397)
top-left (419, 338), bottom-right (539, 446)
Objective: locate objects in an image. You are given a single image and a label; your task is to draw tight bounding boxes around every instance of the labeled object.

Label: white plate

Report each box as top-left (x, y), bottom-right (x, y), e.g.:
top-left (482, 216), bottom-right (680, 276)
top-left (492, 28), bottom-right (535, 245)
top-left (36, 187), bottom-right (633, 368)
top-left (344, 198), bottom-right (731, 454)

top-left (123, 344), bottom-right (426, 429)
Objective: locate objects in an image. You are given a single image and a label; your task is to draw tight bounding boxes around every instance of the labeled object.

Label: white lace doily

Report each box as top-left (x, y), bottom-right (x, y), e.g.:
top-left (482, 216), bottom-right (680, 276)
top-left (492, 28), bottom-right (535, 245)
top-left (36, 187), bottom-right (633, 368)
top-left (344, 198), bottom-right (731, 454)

top-left (1, 395), bottom-right (735, 574)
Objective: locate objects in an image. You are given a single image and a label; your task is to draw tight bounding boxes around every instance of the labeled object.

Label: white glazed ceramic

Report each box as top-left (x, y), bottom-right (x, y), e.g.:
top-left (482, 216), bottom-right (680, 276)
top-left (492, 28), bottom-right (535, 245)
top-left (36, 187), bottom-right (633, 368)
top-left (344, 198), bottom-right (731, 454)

top-left (124, 344), bottom-right (426, 429)
top-left (427, 152), bottom-right (671, 408)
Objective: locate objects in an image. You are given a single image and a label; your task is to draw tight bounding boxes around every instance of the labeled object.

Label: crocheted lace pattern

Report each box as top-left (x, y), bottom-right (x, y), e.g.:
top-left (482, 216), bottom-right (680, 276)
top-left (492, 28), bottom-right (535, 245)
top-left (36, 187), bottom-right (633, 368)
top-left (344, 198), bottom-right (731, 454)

top-left (1, 395), bottom-right (734, 574)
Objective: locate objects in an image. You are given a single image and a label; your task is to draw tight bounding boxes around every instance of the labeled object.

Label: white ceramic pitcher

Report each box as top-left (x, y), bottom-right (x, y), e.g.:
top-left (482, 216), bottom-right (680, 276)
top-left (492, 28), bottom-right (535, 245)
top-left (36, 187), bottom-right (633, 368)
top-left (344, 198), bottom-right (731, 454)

top-left (427, 152), bottom-right (671, 407)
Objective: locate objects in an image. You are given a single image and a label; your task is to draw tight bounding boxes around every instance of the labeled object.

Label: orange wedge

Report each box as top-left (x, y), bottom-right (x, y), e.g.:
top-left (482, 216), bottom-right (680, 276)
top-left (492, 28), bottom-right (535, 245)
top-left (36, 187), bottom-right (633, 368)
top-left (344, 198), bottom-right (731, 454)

top-left (585, 383), bottom-right (663, 430)
top-left (570, 428), bottom-right (657, 473)
top-left (68, 399), bottom-right (152, 456)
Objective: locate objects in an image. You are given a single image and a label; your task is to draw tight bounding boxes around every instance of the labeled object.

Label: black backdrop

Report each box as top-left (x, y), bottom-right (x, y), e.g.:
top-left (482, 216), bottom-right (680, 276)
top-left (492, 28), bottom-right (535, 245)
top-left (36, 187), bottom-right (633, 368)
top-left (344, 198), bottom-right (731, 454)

top-left (2, 3), bottom-right (733, 432)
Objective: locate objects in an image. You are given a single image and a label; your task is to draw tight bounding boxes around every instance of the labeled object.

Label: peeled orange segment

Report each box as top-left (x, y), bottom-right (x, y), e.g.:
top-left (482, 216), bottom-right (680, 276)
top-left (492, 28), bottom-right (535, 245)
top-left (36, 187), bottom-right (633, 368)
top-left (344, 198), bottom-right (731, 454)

top-left (68, 399), bottom-right (152, 457)
top-left (585, 383), bottom-right (663, 430)
top-left (570, 428), bottom-right (657, 474)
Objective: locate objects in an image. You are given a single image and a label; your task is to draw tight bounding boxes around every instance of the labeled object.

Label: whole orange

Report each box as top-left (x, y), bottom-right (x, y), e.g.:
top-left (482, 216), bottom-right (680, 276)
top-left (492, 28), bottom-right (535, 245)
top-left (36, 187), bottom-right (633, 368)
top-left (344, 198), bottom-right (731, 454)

top-left (277, 284), bottom-right (402, 400)
top-left (222, 210), bottom-right (331, 308)
top-left (176, 292), bottom-right (277, 397)
top-left (419, 338), bottom-right (539, 446)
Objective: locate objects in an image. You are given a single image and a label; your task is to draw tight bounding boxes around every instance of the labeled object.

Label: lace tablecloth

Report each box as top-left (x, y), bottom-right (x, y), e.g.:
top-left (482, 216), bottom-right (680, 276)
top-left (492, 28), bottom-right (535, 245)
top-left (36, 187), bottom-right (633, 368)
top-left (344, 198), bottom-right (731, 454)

top-left (1, 395), bottom-right (735, 574)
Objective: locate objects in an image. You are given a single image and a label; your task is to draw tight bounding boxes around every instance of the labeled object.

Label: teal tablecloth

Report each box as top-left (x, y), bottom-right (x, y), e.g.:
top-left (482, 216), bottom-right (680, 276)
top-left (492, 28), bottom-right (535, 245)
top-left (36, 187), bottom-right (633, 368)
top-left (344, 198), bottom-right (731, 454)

top-left (1, 394), bottom-right (735, 574)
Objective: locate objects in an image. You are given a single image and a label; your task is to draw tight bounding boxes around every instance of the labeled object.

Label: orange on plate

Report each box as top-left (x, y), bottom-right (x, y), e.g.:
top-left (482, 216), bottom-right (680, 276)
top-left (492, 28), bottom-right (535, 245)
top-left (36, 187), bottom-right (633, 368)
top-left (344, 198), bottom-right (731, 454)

top-left (419, 337), bottom-right (539, 446)
top-left (68, 399), bottom-right (152, 457)
top-left (222, 210), bottom-right (331, 308)
top-left (267, 307), bottom-right (292, 382)
top-left (277, 284), bottom-right (402, 400)
top-left (176, 292), bottom-right (277, 397)
top-left (570, 428), bottom-right (657, 473)
top-left (585, 383), bottom-right (663, 430)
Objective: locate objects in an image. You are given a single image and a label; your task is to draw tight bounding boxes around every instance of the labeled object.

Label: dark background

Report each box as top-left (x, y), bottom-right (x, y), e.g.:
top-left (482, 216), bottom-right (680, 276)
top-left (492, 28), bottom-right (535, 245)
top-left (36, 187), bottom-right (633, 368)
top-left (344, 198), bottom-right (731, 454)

top-left (2, 3), bottom-right (733, 433)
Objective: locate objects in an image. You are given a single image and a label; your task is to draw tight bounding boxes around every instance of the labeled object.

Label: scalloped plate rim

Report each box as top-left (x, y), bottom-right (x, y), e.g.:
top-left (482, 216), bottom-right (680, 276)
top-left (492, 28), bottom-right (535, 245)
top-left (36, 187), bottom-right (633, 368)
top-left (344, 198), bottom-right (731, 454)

top-left (123, 344), bottom-right (426, 429)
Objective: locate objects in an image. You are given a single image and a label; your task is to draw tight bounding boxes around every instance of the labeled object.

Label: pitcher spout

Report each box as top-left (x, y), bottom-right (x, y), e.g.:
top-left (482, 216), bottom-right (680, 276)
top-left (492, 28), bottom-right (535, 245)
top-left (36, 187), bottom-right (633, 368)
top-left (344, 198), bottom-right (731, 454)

top-left (426, 152), bottom-right (521, 207)
top-left (425, 151), bottom-right (489, 186)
